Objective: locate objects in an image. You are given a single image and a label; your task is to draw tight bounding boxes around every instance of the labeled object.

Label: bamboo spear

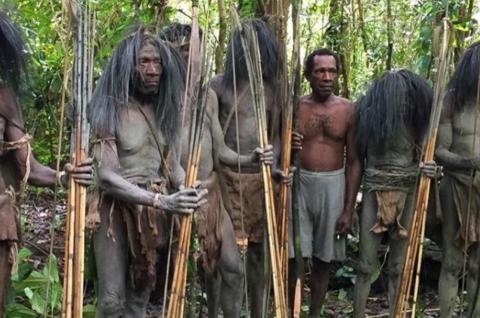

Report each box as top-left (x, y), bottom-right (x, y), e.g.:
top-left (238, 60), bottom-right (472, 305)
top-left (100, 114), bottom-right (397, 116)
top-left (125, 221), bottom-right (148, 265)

top-left (393, 18), bottom-right (451, 318)
top-left (166, 2), bottom-right (211, 316)
top-left (61, 1), bottom-right (92, 317)
top-left (288, 1), bottom-right (304, 316)
top-left (230, 8), bottom-right (288, 316)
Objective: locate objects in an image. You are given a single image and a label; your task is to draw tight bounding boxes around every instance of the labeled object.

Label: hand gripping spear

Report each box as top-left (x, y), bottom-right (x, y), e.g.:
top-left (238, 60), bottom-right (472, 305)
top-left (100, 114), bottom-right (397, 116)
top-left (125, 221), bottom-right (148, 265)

top-left (393, 18), bottom-right (451, 318)
top-left (166, 1), bottom-right (210, 317)
top-left (61, 1), bottom-right (93, 317)
top-left (230, 8), bottom-right (288, 317)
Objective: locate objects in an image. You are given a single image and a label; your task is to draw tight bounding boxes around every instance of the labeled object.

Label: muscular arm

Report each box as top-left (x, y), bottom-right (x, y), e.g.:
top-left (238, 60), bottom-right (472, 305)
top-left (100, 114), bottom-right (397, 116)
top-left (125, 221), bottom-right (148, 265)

top-left (5, 118), bottom-right (57, 187)
top-left (209, 90), bottom-right (257, 167)
top-left (343, 107), bottom-right (362, 217)
top-left (94, 138), bottom-right (156, 206)
top-left (168, 147), bottom-right (186, 189)
top-left (435, 108), bottom-right (476, 170)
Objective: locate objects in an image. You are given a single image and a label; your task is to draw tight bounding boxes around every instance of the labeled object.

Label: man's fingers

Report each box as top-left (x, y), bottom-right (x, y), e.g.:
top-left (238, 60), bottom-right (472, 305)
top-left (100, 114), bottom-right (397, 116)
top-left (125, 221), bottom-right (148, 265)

top-left (71, 166), bottom-right (93, 175)
top-left (197, 189), bottom-right (208, 199)
top-left (72, 173), bottom-right (93, 180)
top-left (178, 188), bottom-right (197, 196)
top-left (78, 158), bottom-right (94, 166)
top-left (177, 208), bottom-right (194, 214)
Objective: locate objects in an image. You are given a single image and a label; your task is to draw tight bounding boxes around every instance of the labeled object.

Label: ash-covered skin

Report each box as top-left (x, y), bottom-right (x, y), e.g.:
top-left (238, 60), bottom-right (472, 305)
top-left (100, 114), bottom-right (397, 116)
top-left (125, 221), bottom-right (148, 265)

top-left (89, 28), bottom-right (207, 317)
top-left (435, 42), bottom-right (480, 318)
top-left (209, 18), bottom-right (281, 318)
top-left (0, 11), bottom-right (93, 317)
top-left (352, 69), bottom-right (435, 318)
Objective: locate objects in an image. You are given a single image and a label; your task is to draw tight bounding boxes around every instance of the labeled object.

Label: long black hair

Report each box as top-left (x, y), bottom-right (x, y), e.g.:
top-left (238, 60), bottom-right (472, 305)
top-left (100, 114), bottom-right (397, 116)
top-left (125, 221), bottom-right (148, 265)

top-left (223, 18), bottom-right (278, 87)
top-left (159, 22), bottom-right (203, 44)
top-left (0, 10), bottom-right (27, 91)
top-left (357, 69), bottom-right (433, 156)
top-left (446, 42), bottom-right (480, 111)
top-left (88, 27), bottom-right (185, 143)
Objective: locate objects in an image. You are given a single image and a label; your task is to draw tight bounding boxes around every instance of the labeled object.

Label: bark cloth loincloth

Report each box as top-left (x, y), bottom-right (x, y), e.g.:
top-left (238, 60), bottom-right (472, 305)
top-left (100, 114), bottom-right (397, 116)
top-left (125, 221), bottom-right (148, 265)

top-left (443, 169), bottom-right (480, 246)
top-left (363, 166), bottom-right (418, 239)
top-left (0, 134), bottom-right (32, 273)
top-left (221, 167), bottom-right (264, 244)
top-left (196, 172), bottom-right (224, 273)
top-left (87, 178), bottom-right (170, 291)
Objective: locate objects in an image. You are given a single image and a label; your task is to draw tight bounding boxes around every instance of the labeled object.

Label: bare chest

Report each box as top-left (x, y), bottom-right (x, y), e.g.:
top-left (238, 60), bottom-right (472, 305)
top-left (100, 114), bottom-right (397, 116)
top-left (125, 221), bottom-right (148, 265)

top-left (116, 108), bottom-right (166, 156)
top-left (452, 107), bottom-right (480, 137)
top-left (299, 105), bottom-right (347, 141)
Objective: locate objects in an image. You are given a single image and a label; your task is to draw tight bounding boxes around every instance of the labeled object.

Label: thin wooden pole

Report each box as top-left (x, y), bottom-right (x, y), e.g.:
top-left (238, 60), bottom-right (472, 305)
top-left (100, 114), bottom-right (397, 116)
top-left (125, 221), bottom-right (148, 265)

top-left (393, 18), bottom-right (451, 318)
top-left (230, 8), bottom-right (287, 316)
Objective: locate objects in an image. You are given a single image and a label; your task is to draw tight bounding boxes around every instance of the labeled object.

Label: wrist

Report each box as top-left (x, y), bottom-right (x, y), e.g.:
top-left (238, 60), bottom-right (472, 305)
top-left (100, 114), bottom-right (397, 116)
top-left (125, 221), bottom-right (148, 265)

top-left (57, 171), bottom-right (67, 187)
top-left (152, 193), bottom-right (163, 209)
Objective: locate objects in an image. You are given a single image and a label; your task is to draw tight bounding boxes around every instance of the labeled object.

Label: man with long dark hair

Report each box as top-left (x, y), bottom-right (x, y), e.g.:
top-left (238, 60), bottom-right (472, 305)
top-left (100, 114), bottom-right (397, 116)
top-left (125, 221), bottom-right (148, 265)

top-left (209, 18), bottom-right (282, 317)
top-left (291, 48), bottom-right (361, 317)
top-left (353, 69), bottom-right (435, 317)
top-left (0, 10), bottom-right (92, 316)
top-left (436, 42), bottom-right (480, 317)
top-left (87, 27), bottom-right (207, 317)
top-left (159, 23), bottom-right (273, 317)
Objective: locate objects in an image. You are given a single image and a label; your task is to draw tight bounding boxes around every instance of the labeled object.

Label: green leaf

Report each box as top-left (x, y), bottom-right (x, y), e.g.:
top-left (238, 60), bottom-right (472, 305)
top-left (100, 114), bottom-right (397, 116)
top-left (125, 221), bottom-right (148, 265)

top-left (5, 303), bottom-right (38, 318)
top-left (83, 304), bottom-right (96, 318)
top-left (338, 289), bottom-right (347, 301)
top-left (30, 291), bottom-right (47, 314)
top-left (24, 287), bottom-right (34, 299)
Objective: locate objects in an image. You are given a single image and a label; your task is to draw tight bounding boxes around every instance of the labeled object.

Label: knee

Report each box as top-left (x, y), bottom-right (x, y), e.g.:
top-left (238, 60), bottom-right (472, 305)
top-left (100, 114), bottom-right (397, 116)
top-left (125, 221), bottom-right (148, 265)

top-left (356, 258), bottom-right (377, 279)
top-left (387, 259), bottom-right (404, 279)
top-left (469, 260), bottom-right (479, 278)
top-left (442, 257), bottom-right (462, 277)
top-left (98, 291), bottom-right (125, 316)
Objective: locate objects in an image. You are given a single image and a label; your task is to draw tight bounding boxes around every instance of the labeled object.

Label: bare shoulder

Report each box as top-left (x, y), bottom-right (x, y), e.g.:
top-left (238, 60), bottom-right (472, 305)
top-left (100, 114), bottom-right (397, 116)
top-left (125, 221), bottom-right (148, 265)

top-left (0, 85), bottom-right (24, 127)
top-left (205, 88), bottom-right (219, 116)
top-left (209, 74), bottom-right (224, 97)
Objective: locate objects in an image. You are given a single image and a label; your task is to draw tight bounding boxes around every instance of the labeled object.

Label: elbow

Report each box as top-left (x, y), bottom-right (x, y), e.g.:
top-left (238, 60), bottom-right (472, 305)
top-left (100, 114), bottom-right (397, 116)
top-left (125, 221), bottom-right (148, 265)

top-left (96, 168), bottom-right (115, 192)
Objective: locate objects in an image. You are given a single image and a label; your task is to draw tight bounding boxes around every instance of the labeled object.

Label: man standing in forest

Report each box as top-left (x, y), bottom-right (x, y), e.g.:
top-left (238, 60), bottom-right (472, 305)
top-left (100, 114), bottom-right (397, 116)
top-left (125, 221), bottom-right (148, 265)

top-left (290, 48), bottom-right (361, 317)
top-left (352, 69), bottom-right (435, 317)
top-left (87, 28), bottom-right (207, 317)
top-left (436, 42), bottom-right (480, 318)
top-left (160, 23), bottom-right (274, 317)
top-left (0, 11), bottom-right (92, 317)
top-left (210, 19), bottom-right (282, 317)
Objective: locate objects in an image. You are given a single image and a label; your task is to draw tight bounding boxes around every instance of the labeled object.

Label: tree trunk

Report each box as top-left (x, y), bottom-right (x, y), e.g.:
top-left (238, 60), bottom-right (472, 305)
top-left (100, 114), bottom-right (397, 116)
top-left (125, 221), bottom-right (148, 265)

top-left (386, 0), bottom-right (393, 70)
top-left (215, 0), bottom-right (227, 73)
top-left (324, 0), bottom-right (350, 98)
top-left (356, 0), bottom-right (371, 65)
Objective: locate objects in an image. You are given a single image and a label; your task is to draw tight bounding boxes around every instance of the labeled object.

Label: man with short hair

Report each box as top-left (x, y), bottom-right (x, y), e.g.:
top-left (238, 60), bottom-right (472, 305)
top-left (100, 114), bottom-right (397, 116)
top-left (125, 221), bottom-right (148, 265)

top-left (87, 28), bottom-right (207, 317)
top-left (290, 48), bottom-right (361, 317)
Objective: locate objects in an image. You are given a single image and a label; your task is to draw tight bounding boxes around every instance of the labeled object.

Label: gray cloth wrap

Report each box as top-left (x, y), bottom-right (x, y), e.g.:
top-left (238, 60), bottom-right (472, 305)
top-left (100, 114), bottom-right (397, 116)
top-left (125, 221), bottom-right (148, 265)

top-left (288, 168), bottom-right (346, 262)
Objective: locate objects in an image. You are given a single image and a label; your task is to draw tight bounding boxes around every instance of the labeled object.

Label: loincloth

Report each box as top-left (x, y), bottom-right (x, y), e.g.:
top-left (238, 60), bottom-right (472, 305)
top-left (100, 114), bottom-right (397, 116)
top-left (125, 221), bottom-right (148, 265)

top-left (0, 188), bottom-right (20, 273)
top-left (221, 167), bottom-right (264, 244)
top-left (87, 178), bottom-right (170, 291)
top-left (363, 167), bottom-right (418, 239)
top-left (444, 169), bottom-right (480, 246)
top-left (195, 172), bottom-right (224, 273)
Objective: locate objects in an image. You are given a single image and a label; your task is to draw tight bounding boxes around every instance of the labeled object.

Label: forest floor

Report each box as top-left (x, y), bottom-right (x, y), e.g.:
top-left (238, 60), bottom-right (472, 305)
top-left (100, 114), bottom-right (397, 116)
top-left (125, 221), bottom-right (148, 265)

top-left (17, 191), bottom-right (460, 318)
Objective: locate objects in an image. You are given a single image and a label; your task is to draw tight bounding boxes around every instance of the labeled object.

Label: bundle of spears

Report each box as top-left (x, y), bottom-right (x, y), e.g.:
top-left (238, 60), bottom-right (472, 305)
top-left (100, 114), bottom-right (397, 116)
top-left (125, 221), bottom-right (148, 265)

top-left (61, 0), bottom-right (93, 317)
top-left (166, 1), bottom-right (212, 317)
top-left (393, 17), bottom-right (452, 318)
top-left (230, 8), bottom-right (288, 317)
